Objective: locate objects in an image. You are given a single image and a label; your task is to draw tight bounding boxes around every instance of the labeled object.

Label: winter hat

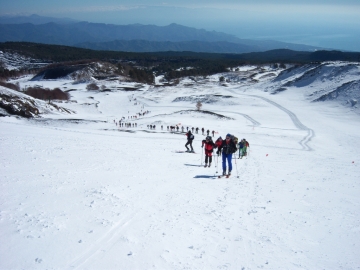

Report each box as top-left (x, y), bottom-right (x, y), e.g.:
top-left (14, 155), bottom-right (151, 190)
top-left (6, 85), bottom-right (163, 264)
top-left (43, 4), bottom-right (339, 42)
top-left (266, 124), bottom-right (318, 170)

top-left (226, 133), bottom-right (231, 138)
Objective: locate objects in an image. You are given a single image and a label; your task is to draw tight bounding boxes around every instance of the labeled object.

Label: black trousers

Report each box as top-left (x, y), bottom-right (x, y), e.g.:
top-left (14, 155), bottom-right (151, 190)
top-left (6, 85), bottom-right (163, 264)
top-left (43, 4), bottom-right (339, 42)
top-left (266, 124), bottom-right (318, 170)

top-left (185, 140), bottom-right (193, 150)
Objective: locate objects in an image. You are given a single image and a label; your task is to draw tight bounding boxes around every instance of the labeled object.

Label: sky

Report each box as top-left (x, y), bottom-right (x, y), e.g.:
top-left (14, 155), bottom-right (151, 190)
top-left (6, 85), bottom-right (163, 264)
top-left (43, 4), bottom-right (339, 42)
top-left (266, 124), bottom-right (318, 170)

top-left (0, 0), bottom-right (359, 51)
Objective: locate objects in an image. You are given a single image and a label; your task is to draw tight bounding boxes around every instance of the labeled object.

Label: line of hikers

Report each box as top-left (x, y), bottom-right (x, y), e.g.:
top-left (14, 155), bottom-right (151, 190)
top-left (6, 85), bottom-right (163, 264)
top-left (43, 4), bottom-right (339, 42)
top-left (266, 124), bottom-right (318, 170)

top-left (185, 130), bottom-right (250, 176)
top-left (170, 126), bottom-right (216, 136)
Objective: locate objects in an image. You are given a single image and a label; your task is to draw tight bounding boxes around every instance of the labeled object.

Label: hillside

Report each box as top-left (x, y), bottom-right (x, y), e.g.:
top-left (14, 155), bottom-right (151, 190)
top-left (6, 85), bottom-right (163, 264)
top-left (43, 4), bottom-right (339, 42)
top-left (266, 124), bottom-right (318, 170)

top-left (1, 46), bottom-right (359, 118)
top-left (2, 42), bottom-right (360, 64)
top-left (1, 53), bottom-right (359, 269)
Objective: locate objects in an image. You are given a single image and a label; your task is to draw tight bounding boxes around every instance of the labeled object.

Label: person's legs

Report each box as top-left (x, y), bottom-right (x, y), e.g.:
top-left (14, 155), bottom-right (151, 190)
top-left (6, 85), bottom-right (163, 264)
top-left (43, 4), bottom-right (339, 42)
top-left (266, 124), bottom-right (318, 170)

top-left (227, 154), bottom-right (232, 173)
top-left (222, 154), bottom-right (227, 174)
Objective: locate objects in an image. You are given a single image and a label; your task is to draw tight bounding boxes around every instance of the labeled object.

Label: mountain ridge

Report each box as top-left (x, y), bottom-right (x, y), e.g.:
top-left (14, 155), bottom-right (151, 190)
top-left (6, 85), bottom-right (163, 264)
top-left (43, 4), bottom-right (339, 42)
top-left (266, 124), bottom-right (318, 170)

top-left (0, 15), bottom-right (326, 54)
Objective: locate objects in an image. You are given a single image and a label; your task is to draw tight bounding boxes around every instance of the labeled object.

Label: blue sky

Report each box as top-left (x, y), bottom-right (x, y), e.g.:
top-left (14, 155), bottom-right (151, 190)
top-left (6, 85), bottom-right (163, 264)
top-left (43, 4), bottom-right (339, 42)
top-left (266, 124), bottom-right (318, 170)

top-left (0, 0), bottom-right (359, 51)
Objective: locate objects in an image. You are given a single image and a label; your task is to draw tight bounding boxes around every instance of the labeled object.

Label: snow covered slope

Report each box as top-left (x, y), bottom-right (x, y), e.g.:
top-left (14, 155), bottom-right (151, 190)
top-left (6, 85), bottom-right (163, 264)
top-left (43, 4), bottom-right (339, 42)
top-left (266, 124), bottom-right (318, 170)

top-left (0, 85), bottom-right (74, 117)
top-left (0, 63), bottom-right (359, 269)
top-left (0, 50), bottom-right (50, 70)
top-left (266, 62), bottom-right (360, 108)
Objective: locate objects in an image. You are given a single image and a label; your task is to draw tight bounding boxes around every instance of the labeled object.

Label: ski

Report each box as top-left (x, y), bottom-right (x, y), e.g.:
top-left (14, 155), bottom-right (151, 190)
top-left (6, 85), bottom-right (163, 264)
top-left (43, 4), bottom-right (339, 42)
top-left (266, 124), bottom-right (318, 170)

top-left (217, 174), bottom-right (230, 178)
top-left (174, 150), bottom-right (197, 154)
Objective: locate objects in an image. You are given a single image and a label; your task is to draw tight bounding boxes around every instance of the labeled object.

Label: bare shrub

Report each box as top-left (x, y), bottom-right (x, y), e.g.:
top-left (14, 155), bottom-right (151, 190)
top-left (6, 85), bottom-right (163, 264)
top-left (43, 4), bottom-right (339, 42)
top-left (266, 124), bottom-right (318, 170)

top-left (86, 83), bottom-right (99, 90)
top-left (24, 87), bottom-right (49, 100)
top-left (52, 88), bottom-right (70, 100)
top-left (0, 81), bottom-right (21, 91)
top-left (25, 86), bottom-right (70, 101)
top-left (196, 101), bottom-right (203, 111)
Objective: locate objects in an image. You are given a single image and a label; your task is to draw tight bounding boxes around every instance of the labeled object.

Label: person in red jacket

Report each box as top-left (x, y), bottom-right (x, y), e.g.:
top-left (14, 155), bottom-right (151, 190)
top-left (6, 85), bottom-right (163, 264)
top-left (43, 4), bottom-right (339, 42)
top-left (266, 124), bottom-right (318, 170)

top-left (201, 136), bottom-right (216, 167)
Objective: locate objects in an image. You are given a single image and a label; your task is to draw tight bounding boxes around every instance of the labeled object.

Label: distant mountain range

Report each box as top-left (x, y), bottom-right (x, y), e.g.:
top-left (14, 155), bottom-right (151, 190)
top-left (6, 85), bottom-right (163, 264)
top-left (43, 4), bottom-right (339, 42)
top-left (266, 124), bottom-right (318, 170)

top-left (0, 14), bottom-right (327, 54)
top-left (0, 14), bottom-right (77, 25)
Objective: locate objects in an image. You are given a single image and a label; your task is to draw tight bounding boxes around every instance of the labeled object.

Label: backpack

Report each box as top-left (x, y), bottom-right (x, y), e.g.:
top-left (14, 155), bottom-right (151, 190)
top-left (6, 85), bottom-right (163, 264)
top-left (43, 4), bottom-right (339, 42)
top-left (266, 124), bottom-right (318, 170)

top-left (232, 135), bottom-right (238, 145)
top-left (225, 135), bottom-right (239, 153)
top-left (229, 134), bottom-right (238, 153)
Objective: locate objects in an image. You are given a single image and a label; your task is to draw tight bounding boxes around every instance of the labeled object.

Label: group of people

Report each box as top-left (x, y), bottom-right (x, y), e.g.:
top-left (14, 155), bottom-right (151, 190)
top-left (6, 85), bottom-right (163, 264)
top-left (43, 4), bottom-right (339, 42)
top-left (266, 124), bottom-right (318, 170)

top-left (185, 131), bottom-right (250, 176)
top-left (170, 126), bottom-right (216, 136)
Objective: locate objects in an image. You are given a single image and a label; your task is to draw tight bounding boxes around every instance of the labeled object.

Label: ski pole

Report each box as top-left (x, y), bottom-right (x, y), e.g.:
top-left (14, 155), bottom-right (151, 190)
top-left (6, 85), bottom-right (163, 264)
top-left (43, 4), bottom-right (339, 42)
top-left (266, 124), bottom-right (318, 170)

top-left (216, 155), bottom-right (219, 173)
top-left (234, 153), bottom-right (239, 178)
top-left (214, 154), bottom-right (216, 172)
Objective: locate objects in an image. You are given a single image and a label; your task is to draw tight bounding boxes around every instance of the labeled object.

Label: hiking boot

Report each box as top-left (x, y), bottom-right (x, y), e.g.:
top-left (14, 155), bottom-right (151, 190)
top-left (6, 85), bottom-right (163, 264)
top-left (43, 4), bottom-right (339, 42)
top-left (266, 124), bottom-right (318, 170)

top-left (222, 171), bottom-right (226, 176)
top-left (208, 163), bottom-right (211, 167)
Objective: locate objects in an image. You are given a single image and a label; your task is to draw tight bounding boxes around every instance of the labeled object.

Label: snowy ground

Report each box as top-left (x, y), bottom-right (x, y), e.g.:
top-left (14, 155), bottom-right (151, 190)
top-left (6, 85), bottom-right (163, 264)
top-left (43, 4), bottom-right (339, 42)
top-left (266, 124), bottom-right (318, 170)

top-left (1, 68), bottom-right (360, 269)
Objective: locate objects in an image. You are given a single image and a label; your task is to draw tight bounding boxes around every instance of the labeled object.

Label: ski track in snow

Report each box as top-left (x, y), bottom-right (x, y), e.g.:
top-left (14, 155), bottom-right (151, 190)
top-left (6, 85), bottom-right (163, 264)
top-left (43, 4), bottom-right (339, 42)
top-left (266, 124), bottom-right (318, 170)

top-left (248, 95), bottom-right (314, 151)
top-left (68, 211), bottom-right (139, 269)
top-left (227, 87), bottom-right (314, 151)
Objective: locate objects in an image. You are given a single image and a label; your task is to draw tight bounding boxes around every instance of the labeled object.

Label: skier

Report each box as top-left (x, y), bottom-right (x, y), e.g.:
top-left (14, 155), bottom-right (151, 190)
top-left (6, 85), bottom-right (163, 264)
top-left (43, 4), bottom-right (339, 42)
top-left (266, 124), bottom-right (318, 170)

top-left (238, 139), bottom-right (245, 158)
top-left (201, 136), bottom-right (216, 167)
top-left (218, 134), bottom-right (237, 176)
top-left (243, 139), bottom-right (250, 156)
top-left (185, 130), bottom-right (195, 152)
